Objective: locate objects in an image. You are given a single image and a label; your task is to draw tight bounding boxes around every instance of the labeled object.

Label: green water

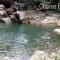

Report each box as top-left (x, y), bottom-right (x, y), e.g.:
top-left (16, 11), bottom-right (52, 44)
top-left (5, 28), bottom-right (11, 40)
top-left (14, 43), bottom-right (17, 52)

top-left (0, 24), bottom-right (60, 60)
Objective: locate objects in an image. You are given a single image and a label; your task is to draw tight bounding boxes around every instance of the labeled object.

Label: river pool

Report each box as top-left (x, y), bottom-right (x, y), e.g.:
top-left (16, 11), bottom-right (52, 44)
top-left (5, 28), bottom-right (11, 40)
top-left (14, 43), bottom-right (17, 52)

top-left (0, 24), bottom-right (60, 60)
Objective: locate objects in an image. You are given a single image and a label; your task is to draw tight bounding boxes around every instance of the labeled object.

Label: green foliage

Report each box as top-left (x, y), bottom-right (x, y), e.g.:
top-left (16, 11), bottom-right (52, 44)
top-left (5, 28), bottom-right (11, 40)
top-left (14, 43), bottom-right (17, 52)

top-left (54, 56), bottom-right (60, 60)
top-left (17, 0), bottom-right (60, 12)
top-left (27, 5), bottom-right (33, 10)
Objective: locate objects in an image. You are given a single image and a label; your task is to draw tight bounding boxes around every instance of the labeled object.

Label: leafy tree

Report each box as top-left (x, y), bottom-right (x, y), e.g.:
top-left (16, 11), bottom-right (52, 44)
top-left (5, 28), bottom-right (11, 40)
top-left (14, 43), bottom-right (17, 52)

top-left (0, 0), bottom-right (14, 8)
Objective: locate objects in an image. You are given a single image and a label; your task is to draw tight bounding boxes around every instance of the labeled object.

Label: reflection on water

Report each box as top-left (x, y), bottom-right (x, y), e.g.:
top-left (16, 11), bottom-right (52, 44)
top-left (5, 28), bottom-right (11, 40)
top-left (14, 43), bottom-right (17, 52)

top-left (0, 24), bottom-right (59, 60)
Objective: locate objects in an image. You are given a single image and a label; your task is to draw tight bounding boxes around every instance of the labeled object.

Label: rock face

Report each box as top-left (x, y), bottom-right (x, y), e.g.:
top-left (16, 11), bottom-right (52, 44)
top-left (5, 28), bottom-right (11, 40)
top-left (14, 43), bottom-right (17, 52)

top-left (0, 4), bottom-right (5, 8)
top-left (6, 8), bottom-right (13, 15)
top-left (19, 10), bottom-right (60, 26)
top-left (0, 4), bottom-right (6, 15)
top-left (0, 9), bottom-right (6, 16)
top-left (17, 10), bottom-right (26, 20)
top-left (0, 4), bottom-right (12, 24)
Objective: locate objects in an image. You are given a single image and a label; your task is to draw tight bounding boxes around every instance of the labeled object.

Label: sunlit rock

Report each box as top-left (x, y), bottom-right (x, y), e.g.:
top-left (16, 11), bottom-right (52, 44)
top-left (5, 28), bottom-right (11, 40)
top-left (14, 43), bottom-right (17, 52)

top-left (0, 8), bottom-right (6, 15)
top-left (57, 20), bottom-right (60, 27)
top-left (29, 50), bottom-right (52, 60)
top-left (1, 17), bottom-right (11, 24)
top-left (51, 53), bottom-right (56, 57)
top-left (17, 11), bottom-right (26, 20)
top-left (0, 4), bottom-right (5, 8)
top-left (0, 56), bottom-right (14, 60)
top-left (41, 16), bottom-right (58, 25)
top-left (0, 4), bottom-right (6, 15)
top-left (54, 29), bottom-right (60, 34)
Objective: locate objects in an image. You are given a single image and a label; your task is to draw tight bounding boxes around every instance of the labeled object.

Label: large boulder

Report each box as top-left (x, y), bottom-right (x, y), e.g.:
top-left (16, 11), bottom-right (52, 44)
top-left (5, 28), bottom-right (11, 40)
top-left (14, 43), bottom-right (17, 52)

top-left (17, 10), bottom-right (26, 20)
top-left (0, 8), bottom-right (6, 15)
top-left (29, 50), bottom-right (60, 60)
top-left (6, 8), bottom-right (13, 15)
top-left (1, 17), bottom-right (11, 24)
top-left (54, 29), bottom-right (60, 34)
top-left (29, 50), bottom-right (52, 60)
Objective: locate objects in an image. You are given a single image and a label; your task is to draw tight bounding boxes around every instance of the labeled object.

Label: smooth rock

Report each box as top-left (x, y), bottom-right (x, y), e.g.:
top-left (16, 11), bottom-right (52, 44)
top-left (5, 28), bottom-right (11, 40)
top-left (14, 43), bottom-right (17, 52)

top-left (0, 8), bottom-right (6, 15)
top-left (6, 8), bottom-right (13, 15)
top-left (29, 50), bottom-right (52, 60)
top-left (54, 29), bottom-right (60, 34)
top-left (57, 20), bottom-right (60, 27)
top-left (0, 56), bottom-right (14, 60)
top-left (1, 17), bottom-right (11, 24)
top-left (17, 11), bottom-right (26, 20)
top-left (41, 16), bottom-right (57, 25)
top-left (0, 4), bottom-right (5, 8)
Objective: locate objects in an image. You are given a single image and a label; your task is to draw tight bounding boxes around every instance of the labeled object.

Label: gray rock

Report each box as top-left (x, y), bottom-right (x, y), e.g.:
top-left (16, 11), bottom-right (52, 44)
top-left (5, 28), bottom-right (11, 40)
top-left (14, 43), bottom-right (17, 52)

top-left (1, 17), bottom-right (11, 24)
top-left (17, 10), bottom-right (26, 20)
top-left (29, 50), bottom-right (52, 60)
top-left (0, 8), bottom-right (6, 15)
top-left (40, 16), bottom-right (58, 25)
top-left (0, 4), bottom-right (5, 8)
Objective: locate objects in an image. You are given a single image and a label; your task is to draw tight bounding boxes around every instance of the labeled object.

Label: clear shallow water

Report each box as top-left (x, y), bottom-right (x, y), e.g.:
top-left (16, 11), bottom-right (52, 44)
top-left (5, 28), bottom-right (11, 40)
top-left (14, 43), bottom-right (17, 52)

top-left (0, 24), bottom-right (59, 60)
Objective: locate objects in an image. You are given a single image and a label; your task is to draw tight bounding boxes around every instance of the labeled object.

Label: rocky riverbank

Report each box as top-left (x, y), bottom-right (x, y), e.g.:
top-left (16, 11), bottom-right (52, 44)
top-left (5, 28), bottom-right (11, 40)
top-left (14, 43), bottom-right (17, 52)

top-left (0, 4), bottom-right (60, 27)
top-left (22, 10), bottom-right (60, 27)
